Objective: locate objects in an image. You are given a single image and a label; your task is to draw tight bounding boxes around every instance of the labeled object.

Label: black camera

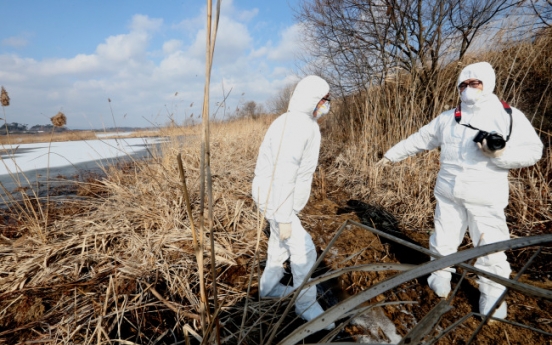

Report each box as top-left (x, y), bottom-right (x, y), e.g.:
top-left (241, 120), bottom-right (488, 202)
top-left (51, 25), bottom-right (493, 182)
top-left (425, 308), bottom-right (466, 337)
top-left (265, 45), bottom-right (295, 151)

top-left (473, 131), bottom-right (506, 151)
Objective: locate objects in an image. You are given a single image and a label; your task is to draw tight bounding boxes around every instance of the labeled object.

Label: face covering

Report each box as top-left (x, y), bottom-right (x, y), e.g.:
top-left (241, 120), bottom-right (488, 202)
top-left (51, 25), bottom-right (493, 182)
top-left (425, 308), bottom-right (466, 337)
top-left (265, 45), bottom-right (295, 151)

top-left (314, 101), bottom-right (330, 118)
top-left (461, 87), bottom-right (482, 106)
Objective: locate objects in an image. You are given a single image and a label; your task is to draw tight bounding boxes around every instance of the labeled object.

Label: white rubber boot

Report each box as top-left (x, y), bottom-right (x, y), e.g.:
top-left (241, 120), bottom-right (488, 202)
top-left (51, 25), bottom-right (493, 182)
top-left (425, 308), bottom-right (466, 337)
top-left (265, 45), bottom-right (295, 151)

top-left (427, 273), bottom-right (451, 298)
top-left (479, 293), bottom-right (507, 319)
top-left (301, 302), bottom-right (335, 331)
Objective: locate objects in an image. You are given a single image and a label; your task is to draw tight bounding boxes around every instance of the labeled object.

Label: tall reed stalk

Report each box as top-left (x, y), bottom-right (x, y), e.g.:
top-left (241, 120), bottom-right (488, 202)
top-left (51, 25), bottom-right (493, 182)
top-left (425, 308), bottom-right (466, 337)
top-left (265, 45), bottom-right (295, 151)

top-left (197, 0), bottom-right (222, 342)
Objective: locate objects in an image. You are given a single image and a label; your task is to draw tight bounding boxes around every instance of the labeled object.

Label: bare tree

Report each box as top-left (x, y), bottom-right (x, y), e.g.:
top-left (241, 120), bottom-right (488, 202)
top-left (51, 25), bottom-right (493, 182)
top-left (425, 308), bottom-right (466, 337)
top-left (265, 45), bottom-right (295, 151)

top-left (238, 100), bottom-right (264, 119)
top-left (448, 0), bottom-right (520, 59)
top-left (267, 82), bottom-right (297, 114)
top-left (296, 0), bottom-right (520, 111)
top-left (529, 0), bottom-right (552, 27)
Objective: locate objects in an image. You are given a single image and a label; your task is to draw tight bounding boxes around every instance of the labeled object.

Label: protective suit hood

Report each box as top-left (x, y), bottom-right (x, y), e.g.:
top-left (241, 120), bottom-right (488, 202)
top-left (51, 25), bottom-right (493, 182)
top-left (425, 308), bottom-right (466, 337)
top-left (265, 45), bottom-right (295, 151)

top-left (287, 75), bottom-right (330, 117)
top-left (457, 62), bottom-right (508, 135)
top-left (457, 62), bottom-right (496, 98)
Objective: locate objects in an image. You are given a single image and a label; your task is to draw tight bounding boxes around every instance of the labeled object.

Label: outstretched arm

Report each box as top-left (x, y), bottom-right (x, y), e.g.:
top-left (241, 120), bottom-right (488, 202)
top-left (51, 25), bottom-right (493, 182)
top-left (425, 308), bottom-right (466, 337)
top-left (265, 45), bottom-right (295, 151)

top-left (384, 115), bottom-right (442, 162)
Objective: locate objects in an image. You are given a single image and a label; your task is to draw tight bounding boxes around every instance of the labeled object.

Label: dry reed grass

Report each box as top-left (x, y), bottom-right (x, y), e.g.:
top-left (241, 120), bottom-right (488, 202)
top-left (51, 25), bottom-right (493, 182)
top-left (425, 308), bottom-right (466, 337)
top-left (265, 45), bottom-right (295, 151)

top-left (50, 112), bottom-right (67, 127)
top-left (0, 129), bottom-right (171, 145)
top-left (0, 131), bottom-right (98, 145)
top-left (0, 117), bottom-right (273, 344)
top-left (0, 87), bottom-right (9, 107)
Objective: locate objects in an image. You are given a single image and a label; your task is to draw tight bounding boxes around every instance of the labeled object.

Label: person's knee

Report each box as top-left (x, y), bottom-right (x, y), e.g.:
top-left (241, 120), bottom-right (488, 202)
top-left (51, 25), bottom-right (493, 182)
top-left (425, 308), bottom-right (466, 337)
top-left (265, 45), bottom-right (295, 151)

top-left (476, 251), bottom-right (509, 268)
top-left (289, 249), bottom-right (317, 284)
top-left (477, 228), bottom-right (509, 246)
top-left (290, 248), bottom-right (316, 266)
top-left (429, 234), bottom-right (460, 256)
top-left (263, 264), bottom-right (285, 276)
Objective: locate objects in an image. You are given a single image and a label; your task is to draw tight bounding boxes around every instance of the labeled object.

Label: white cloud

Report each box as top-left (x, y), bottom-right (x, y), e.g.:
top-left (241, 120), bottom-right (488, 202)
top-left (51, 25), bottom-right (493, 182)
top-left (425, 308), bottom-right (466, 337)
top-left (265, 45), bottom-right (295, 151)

top-left (213, 17), bottom-right (252, 65)
top-left (250, 46), bottom-right (269, 59)
top-left (0, 55), bottom-right (36, 82)
top-left (271, 66), bottom-right (297, 79)
top-left (96, 32), bottom-right (149, 62)
top-left (162, 39), bottom-right (183, 54)
top-left (267, 24), bottom-right (302, 61)
top-left (95, 15), bottom-right (161, 63)
top-left (237, 8), bottom-right (259, 22)
top-left (46, 90), bottom-right (61, 100)
top-left (172, 16), bottom-right (204, 37)
top-left (2, 35), bottom-right (29, 48)
top-left (220, 0), bottom-right (258, 22)
top-left (155, 51), bottom-right (203, 79)
top-left (37, 54), bottom-right (100, 76)
top-left (129, 14), bottom-right (163, 32)
top-left (183, 14), bottom-right (253, 66)
top-left (188, 29), bottom-right (209, 60)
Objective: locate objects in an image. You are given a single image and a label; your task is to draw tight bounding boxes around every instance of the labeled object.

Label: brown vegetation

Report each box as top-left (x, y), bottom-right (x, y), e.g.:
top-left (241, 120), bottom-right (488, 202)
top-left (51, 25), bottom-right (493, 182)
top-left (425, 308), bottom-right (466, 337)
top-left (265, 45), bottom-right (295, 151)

top-left (50, 112), bottom-right (67, 127)
top-left (0, 87), bottom-right (9, 107)
top-left (0, 130), bottom-right (168, 145)
top-left (0, 118), bottom-right (272, 344)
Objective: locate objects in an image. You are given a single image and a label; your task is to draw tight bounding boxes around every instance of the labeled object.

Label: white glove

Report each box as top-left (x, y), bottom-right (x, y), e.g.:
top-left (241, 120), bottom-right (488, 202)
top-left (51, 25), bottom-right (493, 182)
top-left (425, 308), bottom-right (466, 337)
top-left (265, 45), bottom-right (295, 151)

top-left (375, 157), bottom-right (391, 167)
top-left (279, 223), bottom-right (292, 240)
top-left (477, 139), bottom-right (505, 158)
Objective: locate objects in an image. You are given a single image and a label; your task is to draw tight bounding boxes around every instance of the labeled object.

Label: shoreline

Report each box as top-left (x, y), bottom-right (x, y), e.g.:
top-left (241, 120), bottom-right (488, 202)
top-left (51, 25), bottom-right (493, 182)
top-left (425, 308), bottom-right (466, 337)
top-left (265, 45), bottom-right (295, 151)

top-left (0, 137), bottom-right (167, 203)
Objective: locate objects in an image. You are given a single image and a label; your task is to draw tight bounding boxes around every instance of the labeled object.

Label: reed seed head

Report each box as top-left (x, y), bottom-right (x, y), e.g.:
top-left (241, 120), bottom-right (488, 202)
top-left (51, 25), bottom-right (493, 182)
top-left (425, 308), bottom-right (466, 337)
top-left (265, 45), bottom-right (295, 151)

top-left (51, 112), bottom-right (67, 127)
top-left (1, 86), bottom-right (9, 106)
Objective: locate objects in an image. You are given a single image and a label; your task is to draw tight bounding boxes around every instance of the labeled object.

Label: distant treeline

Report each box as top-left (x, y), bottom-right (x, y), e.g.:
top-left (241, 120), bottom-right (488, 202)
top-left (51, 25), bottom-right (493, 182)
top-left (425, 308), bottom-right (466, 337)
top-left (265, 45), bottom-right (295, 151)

top-left (90, 127), bottom-right (157, 132)
top-left (0, 123), bottom-right (159, 135)
top-left (0, 122), bottom-right (67, 134)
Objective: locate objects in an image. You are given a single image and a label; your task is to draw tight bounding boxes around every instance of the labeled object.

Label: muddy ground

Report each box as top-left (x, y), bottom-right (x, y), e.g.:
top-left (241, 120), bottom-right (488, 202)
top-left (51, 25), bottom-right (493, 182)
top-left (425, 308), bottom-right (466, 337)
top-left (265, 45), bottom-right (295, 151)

top-left (218, 179), bottom-right (551, 344)
top-left (287, 182), bottom-right (552, 344)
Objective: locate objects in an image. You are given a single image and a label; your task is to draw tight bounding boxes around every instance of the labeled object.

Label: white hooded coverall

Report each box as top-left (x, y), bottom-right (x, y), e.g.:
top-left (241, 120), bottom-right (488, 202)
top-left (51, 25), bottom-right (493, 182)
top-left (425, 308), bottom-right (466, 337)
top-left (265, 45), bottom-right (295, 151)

top-left (383, 62), bottom-right (543, 317)
top-left (252, 75), bottom-right (331, 323)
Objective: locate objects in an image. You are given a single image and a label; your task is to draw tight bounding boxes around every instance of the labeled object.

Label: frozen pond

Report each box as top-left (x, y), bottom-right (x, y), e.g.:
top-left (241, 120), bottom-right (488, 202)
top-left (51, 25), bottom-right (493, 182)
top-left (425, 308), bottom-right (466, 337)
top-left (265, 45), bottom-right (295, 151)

top-left (0, 136), bottom-right (168, 199)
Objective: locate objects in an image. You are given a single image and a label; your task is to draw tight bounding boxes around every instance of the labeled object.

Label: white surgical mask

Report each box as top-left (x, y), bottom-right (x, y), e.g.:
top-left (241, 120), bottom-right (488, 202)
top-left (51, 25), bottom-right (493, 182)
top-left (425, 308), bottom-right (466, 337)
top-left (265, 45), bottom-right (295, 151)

top-left (314, 101), bottom-right (330, 118)
top-left (461, 87), bottom-right (482, 105)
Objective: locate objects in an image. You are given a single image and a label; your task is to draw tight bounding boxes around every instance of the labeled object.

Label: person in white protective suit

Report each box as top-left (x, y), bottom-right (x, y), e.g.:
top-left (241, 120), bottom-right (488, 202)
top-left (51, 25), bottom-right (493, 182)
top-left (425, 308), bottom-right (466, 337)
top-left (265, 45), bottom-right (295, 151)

top-left (377, 62), bottom-right (543, 319)
top-left (252, 75), bottom-right (334, 329)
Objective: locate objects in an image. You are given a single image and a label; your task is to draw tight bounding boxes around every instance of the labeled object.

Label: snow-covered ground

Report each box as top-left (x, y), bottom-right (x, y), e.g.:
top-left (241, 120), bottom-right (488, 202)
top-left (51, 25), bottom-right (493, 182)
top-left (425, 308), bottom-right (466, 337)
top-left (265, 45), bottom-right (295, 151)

top-left (0, 137), bottom-right (167, 197)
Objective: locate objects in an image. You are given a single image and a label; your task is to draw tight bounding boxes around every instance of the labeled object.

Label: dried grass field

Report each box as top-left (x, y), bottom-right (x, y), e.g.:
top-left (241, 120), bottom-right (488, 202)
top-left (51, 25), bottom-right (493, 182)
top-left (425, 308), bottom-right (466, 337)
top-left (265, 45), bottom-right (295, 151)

top-left (0, 109), bottom-right (550, 344)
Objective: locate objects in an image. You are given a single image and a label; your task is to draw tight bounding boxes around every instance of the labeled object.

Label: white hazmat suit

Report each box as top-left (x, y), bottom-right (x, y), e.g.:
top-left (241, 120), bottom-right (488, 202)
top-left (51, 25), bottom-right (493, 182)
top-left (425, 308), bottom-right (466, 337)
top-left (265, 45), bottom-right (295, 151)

top-left (382, 62), bottom-right (543, 318)
top-left (252, 75), bottom-right (333, 327)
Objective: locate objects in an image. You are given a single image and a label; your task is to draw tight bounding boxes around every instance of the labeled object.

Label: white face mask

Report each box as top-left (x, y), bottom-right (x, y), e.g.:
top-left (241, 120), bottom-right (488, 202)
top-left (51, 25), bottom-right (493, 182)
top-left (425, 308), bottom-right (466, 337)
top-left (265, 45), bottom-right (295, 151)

top-left (314, 101), bottom-right (330, 118)
top-left (461, 87), bottom-right (483, 105)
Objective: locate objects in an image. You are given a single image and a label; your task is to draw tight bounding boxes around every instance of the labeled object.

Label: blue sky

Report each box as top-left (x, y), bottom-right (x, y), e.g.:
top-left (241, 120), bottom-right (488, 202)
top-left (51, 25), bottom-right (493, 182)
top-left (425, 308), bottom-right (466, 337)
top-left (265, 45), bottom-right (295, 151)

top-left (0, 0), bottom-right (305, 129)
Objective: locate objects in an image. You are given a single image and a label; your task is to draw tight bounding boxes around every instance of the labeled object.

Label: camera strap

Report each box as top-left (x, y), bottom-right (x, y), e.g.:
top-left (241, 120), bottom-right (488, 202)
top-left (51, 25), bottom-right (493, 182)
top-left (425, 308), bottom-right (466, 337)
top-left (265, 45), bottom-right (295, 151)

top-left (454, 100), bottom-right (513, 141)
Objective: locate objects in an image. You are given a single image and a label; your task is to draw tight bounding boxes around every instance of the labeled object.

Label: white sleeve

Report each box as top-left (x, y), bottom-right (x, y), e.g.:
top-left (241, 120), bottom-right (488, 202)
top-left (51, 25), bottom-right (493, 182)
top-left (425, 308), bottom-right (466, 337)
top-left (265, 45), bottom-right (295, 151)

top-left (384, 115), bottom-right (442, 162)
top-left (492, 108), bottom-right (543, 169)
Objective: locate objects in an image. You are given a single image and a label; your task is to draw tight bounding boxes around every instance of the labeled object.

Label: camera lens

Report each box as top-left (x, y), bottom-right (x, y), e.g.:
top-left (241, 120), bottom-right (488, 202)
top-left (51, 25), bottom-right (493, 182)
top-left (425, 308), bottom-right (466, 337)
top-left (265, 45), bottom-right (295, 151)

top-left (486, 133), bottom-right (506, 151)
